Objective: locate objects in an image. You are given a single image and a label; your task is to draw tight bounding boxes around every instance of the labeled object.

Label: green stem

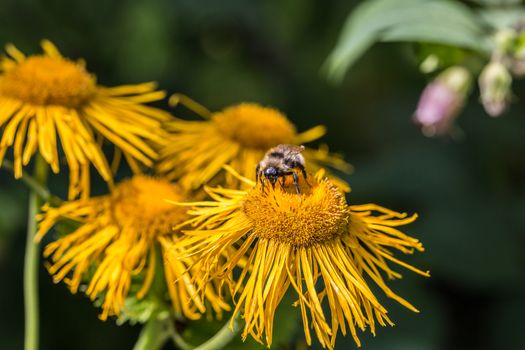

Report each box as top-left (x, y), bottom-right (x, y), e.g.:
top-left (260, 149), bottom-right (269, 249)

top-left (133, 316), bottom-right (171, 350)
top-left (133, 246), bottom-right (173, 350)
top-left (134, 304), bottom-right (239, 350)
top-left (24, 154), bottom-right (48, 350)
top-left (193, 317), bottom-right (240, 350)
top-left (166, 318), bottom-right (193, 350)
top-left (132, 245), bottom-right (239, 350)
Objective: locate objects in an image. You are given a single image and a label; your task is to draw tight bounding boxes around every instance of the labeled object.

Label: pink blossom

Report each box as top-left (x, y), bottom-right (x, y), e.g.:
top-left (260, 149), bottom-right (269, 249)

top-left (414, 66), bottom-right (471, 137)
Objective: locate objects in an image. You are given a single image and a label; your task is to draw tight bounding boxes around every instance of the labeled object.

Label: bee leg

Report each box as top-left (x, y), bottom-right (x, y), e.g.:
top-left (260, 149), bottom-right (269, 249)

top-left (255, 164), bottom-right (261, 184)
top-left (296, 163), bottom-right (309, 184)
top-left (292, 172), bottom-right (301, 194)
top-left (279, 176), bottom-right (285, 190)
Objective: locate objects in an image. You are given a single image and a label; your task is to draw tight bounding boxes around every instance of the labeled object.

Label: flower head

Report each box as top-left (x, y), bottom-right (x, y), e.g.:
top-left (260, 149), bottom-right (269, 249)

top-left (479, 60), bottom-right (512, 117)
top-left (0, 40), bottom-right (172, 199)
top-left (157, 101), bottom-right (351, 191)
top-left (414, 66), bottom-right (472, 137)
top-left (178, 171), bottom-right (429, 349)
top-left (36, 175), bottom-right (228, 320)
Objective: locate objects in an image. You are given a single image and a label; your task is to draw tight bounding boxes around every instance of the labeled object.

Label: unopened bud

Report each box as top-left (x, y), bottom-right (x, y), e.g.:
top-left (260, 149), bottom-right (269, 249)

top-left (479, 61), bottom-right (512, 117)
top-left (420, 54), bottom-right (440, 74)
top-left (494, 29), bottom-right (516, 54)
top-left (413, 66), bottom-right (472, 137)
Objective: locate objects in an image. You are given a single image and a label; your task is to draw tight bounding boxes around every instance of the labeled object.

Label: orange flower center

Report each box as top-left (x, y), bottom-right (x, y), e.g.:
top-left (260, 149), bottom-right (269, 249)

top-left (111, 176), bottom-right (188, 237)
top-left (212, 103), bottom-right (297, 149)
top-left (242, 175), bottom-right (348, 246)
top-left (0, 55), bottom-right (96, 107)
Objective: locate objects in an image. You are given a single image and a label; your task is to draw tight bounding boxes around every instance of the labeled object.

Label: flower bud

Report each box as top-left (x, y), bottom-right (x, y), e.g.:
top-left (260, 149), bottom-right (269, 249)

top-left (478, 61), bottom-right (512, 117)
top-left (494, 29), bottom-right (516, 54)
top-left (414, 66), bottom-right (472, 137)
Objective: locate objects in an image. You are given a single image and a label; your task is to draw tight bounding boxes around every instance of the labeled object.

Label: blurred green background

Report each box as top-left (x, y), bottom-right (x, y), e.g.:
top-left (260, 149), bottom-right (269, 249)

top-left (1, 0), bottom-right (524, 349)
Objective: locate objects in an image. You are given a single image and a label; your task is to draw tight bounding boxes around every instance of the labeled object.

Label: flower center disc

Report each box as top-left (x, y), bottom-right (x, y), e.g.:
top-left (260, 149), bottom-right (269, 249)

top-left (0, 56), bottom-right (96, 107)
top-left (242, 176), bottom-right (348, 247)
top-left (212, 103), bottom-right (297, 149)
top-left (111, 176), bottom-right (187, 236)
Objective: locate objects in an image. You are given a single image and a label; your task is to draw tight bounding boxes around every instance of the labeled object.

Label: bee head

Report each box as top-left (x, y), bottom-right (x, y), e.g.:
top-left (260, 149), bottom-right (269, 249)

top-left (264, 167), bottom-right (278, 184)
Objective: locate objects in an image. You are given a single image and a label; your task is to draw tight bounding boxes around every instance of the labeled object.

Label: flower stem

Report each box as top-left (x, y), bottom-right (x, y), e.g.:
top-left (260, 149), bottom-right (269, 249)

top-left (133, 316), bottom-right (171, 350)
top-left (134, 309), bottom-right (239, 350)
top-left (193, 316), bottom-right (240, 350)
top-left (171, 330), bottom-right (194, 350)
top-left (133, 247), bottom-right (173, 350)
top-left (24, 154), bottom-right (48, 350)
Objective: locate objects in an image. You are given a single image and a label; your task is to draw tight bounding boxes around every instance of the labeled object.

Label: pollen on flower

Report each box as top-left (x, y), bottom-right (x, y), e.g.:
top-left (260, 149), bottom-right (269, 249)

top-left (242, 175), bottom-right (348, 246)
top-left (212, 103), bottom-right (296, 149)
top-left (111, 175), bottom-right (188, 236)
top-left (0, 56), bottom-right (96, 107)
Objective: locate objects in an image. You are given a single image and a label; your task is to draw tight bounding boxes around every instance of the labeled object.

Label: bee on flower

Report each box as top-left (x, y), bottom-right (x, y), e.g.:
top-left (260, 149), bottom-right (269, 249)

top-left (256, 144), bottom-right (308, 194)
top-left (0, 40), bottom-right (173, 199)
top-left (174, 165), bottom-right (429, 349)
top-left (36, 175), bottom-right (229, 321)
top-left (157, 98), bottom-right (352, 192)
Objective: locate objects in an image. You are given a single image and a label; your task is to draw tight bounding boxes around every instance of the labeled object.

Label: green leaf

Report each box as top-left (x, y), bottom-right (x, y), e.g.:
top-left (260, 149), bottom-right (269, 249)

top-left (324, 0), bottom-right (489, 82)
top-left (478, 7), bottom-right (525, 30)
top-left (117, 297), bottom-right (158, 326)
top-left (324, 0), bottom-right (419, 82)
top-left (381, 20), bottom-right (488, 50)
top-left (470, 0), bottom-right (523, 6)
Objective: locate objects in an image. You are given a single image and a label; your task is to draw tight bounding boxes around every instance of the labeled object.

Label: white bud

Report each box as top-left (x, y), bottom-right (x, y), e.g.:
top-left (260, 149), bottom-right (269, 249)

top-left (479, 61), bottom-right (512, 117)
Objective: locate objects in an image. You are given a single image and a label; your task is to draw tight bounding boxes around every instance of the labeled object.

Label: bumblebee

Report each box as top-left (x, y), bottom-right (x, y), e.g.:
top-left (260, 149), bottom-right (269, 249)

top-left (256, 144), bottom-right (307, 194)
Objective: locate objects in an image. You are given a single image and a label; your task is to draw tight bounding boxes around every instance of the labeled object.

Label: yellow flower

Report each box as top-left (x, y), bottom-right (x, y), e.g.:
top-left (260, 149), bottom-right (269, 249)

top-left (177, 172), bottom-right (429, 349)
top-left (36, 175), bottom-right (229, 321)
top-left (157, 101), bottom-right (351, 191)
top-left (0, 40), bottom-right (172, 199)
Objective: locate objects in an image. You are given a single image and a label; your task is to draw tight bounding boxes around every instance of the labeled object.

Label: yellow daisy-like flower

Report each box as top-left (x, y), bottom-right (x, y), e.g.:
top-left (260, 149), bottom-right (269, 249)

top-left (36, 175), bottom-right (229, 321)
top-left (178, 172), bottom-right (429, 349)
top-left (0, 40), bottom-right (172, 199)
top-left (157, 100), bottom-right (351, 191)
